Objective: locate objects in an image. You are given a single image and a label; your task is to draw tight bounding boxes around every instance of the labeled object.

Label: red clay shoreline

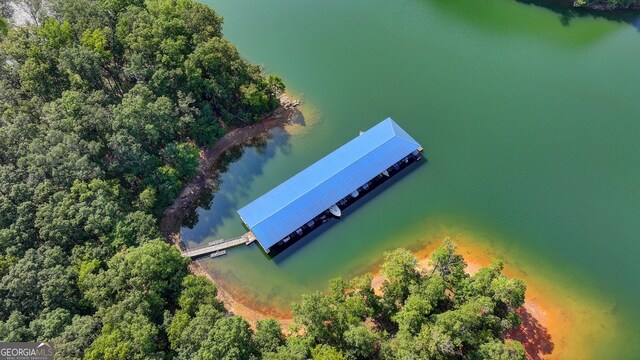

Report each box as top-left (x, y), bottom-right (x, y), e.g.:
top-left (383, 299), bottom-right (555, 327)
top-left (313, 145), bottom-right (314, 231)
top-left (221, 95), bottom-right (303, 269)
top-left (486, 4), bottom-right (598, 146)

top-left (158, 94), bottom-right (301, 325)
top-left (158, 94), bottom-right (302, 248)
top-left (159, 100), bottom-right (568, 359)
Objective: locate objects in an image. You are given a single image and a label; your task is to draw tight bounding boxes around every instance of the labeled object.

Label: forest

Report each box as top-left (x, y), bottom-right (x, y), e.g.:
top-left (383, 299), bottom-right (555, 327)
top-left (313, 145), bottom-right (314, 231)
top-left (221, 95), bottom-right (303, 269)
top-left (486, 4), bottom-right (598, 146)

top-left (1, 0), bottom-right (528, 359)
top-left (265, 243), bottom-right (528, 360)
top-left (0, 0), bottom-right (282, 357)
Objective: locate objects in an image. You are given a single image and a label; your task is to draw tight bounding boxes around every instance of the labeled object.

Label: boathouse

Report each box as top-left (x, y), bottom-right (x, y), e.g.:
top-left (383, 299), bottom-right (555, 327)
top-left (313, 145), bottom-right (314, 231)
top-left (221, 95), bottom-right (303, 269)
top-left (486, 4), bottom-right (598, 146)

top-left (237, 118), bottom-right (423, 254)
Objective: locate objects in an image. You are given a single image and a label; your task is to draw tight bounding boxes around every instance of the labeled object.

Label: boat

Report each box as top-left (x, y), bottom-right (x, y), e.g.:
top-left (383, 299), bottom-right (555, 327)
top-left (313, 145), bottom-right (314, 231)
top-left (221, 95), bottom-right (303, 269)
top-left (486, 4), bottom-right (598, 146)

top-left (351, 189), bottom-right (359, 197)
top-left (362, 182), bottom-right (370, 190)
top-left (210, 250), bottom-right (227, 258)
top-left (283, 236), bottom-right (290, 243)
top-left (296, 228), bottom-right (303, 235)
top-left (329, 204), bottom-right (342, 217)
top-left (382, 170), bottom-right (389, 177)
top-left (307, 219), bottom-right (315, 227)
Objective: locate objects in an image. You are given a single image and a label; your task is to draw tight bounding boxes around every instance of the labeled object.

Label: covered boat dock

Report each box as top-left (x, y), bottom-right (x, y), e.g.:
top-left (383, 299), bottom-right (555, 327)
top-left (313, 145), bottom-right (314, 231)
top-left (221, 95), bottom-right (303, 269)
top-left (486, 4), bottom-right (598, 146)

top-left (237, 117), bottom-right (423, 254)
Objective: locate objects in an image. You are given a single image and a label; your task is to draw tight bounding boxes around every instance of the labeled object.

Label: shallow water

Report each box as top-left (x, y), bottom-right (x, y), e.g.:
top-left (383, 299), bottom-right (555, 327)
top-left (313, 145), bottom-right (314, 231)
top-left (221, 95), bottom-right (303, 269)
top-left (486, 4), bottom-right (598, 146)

top-left (182, 0), bottom-right (640, 357)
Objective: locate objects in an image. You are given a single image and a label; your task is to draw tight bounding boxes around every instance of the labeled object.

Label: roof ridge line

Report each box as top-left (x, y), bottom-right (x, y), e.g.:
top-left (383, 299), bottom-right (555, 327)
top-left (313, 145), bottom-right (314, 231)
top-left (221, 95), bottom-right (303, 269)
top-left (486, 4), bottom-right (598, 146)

top-left (248, 134), bottom-right (399, 229)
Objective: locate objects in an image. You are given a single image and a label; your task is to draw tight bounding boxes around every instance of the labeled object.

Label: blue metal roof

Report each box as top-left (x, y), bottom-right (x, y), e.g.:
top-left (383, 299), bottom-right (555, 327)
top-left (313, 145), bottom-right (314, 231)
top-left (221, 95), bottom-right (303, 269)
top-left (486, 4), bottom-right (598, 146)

top-left (237, 118), bottom-right (422, 250)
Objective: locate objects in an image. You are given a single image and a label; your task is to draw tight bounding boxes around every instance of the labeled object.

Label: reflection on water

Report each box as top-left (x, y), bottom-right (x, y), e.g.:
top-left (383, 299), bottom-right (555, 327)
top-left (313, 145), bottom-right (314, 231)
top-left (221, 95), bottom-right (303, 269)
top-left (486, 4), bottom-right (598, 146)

top-left (513, 0), bottom-right (640, 30)
top-left (181, 123), bottom-right (299, 248)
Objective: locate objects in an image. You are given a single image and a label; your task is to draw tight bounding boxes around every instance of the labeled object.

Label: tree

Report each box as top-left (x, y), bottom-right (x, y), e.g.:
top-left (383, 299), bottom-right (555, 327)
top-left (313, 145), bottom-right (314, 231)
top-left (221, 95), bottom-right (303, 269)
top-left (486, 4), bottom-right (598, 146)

top-left (310, 345), bottom-right (347, 360)
top-left (35, 180), bottom-right (123, 250)
top-left (288, 241), bottom-right (528, 360)
top-left (473, 340), bottom-right (526, 360)
top-left (165, 272), bottom-right (228, 356)
top-left (28, 308), bottom-right (72, 340)
top-left (177, 275), bottom-right (224, 316)
top-left (0, 311), bottom-right (31, 341)
top-left (255, 318), bottom-right (285, 355)
top-left (379, 330), bottom-right (417, 360)
top-left (420, 296), bottom-right (498, 357)
top-left (52, 315), bottom-right (100, 360)
top-left (80, 240), bottom-right (189, 319)
top-left (163, 142), bottom-right (200, 180)
top-left (106, 211), bottom-right (161, 249)
top-left (150, 165), bottom-right (182, 210)
top-left (0, 18), bottom-right (8, 38)
top-left (169, 304), bottom-right (225, 358)
top-left (262, 335), bottom-right (314, 360)
top-left (429, 238), bottom-right (468, 290)
top-left (195, 316), bottom-right (258, 360)
top-left (85, 302), bottom-right (162, 360)
top-left (380, 248), bottom-right (420, 315)
top-left (291, 291), bottom-right (343, 346)
top-left (490, 276), bottom-right (526, 309)
top-left (343, 324), bottom-right (379, 359)
top-left (0, 0), bottom-right (284, 358)
top-left (0, 246), bottom-right (77, 318)
top-left (392, 274), bottom-right (447, 335)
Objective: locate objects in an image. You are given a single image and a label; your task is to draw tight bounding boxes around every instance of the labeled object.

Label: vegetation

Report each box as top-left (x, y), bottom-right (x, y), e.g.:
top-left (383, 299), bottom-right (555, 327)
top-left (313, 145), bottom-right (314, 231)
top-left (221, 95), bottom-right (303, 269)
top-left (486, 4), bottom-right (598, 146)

top-left (573, 0), bottom-right (640, 9)
top-left (0, 0), bottom-right (282, 358)
top-left (272, 241), bottom-right (528, 360)
top-left (0, 0), bottom-right (531, 358)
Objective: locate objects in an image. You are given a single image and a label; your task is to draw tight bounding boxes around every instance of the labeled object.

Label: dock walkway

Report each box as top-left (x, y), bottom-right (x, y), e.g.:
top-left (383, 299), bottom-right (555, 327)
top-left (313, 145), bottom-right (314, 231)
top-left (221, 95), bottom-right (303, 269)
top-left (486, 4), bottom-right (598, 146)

top-left (182, 232), bottom-right (256, 258)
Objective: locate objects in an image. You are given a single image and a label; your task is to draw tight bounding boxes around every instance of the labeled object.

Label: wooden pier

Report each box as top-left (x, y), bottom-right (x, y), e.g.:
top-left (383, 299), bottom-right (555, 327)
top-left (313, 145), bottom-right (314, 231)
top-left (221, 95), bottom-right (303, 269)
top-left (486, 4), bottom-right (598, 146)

top-left (182, 232), bottom-right (256, 258)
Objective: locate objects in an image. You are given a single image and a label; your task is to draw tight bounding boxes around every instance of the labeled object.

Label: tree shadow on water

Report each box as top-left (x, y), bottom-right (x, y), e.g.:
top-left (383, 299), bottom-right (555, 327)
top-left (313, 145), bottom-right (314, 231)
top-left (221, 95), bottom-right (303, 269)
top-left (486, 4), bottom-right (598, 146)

top-left (505, 306), bottom-right (555, 360)
top-left (180, 112), bottom-right (305, 243)
top-left (516, 0), bottom-right (640, 30)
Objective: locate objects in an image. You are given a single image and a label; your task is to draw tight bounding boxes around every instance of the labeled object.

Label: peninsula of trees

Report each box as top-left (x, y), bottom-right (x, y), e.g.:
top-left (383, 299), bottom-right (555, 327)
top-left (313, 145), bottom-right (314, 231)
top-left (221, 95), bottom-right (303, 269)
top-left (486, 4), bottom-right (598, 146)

top-left (273, 243), bottom-right (528, 360)
top-left (168, 242), bottom-right (529, 360)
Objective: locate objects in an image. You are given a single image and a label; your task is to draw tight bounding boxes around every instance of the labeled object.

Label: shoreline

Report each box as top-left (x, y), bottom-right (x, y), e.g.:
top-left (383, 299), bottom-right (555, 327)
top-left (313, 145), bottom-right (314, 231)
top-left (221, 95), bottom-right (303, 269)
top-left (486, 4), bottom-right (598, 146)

top-left (158, 93), bottom-right (302, 250)
top-left (187, 259), bottom-right (294, 328)
top-left (374, 245), bottom-right (556, 360)
top-left (158, 113), bottom-right (615, 358)
top-left (204, 240), bottom-right (561, 360)
top-left (155, 94), bottom-right (616, 359)
top-left (158, 93), bottom-right (302, 328)
top-left (199, 232), bottom-right (617, 359)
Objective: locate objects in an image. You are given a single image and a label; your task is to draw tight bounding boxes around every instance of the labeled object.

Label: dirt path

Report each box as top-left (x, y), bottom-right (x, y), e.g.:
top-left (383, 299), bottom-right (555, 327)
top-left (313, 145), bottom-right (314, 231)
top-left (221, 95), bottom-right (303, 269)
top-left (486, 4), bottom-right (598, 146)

top-left (158, 94), bottom-right (301, 326)
top-left (159, 94), bottom-right (301, 249)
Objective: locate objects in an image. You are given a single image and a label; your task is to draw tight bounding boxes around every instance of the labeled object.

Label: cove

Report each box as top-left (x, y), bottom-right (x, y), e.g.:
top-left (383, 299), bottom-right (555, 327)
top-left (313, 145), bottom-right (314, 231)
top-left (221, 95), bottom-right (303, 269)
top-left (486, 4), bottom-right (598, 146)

top-left (181, 0), bottom-right (640, 358)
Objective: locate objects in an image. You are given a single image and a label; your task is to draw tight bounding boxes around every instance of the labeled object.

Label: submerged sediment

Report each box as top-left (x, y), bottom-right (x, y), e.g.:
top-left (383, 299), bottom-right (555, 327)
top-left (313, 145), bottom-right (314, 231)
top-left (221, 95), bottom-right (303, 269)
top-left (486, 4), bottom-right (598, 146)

top-left (204, 232), bottom-right (617, 360)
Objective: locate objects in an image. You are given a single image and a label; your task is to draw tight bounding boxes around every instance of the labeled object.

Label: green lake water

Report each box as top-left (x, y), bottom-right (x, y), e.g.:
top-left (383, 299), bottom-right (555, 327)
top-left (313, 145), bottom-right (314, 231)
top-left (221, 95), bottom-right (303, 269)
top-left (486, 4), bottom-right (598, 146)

top-left (182, 0), bottom-right (640, 357)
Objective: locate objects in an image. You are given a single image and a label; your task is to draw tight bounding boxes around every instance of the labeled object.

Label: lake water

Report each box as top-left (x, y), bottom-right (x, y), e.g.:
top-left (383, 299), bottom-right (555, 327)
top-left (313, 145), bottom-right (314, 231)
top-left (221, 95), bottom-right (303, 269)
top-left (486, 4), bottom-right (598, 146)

top-left (183, 0), bottom-right (640, 357)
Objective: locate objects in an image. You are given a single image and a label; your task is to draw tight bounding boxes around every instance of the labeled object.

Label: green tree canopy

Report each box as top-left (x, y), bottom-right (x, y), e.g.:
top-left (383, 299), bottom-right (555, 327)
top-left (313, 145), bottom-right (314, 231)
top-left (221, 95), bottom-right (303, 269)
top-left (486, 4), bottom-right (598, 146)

top-left (286, 241), bottom-right (528, 360)
top-left (0, 0), bottom-right (284, 357)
